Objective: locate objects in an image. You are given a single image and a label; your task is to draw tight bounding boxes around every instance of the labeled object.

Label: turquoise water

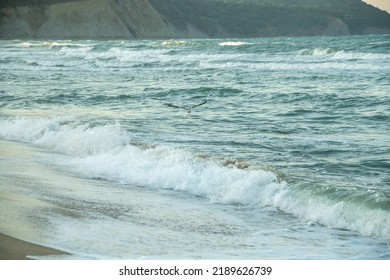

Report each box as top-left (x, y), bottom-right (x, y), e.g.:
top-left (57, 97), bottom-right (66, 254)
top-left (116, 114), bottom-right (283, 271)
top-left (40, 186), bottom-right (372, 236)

top-left (0, 35), bottom-right (389, 259)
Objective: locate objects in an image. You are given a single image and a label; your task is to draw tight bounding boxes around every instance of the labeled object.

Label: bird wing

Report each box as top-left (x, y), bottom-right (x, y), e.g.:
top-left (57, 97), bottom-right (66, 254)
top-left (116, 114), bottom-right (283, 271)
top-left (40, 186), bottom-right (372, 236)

top-left (165, 103), bottom-right (187, 110)
top-left (190, 100), bottom-right (207, 109)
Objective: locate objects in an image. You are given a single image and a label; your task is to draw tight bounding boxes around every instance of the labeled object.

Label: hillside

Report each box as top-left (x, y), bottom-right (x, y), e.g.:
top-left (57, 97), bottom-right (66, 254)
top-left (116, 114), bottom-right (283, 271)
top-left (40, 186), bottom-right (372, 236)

top-left (150, 0), bottom-right (390, 37)
top-left (1, 0), bottom-right (389, 39)
top-left (0, 0), bottom-right (188, 39)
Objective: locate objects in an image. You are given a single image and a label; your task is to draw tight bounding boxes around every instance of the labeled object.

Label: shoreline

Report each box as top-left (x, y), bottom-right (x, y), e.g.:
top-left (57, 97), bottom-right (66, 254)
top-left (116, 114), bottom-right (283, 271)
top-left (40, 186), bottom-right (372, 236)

top-left (0, 232), bottom-right (70, 260)
top-left (0, 139), bottom-right (71, 260)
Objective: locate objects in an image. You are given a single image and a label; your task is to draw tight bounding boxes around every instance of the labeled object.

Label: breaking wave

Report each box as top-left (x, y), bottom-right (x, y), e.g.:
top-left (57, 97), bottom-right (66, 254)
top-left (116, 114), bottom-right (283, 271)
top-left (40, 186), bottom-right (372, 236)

top-left (219, 41), bottom-right (251, 47)
top-left (1, 116), bottom-right (389, 239)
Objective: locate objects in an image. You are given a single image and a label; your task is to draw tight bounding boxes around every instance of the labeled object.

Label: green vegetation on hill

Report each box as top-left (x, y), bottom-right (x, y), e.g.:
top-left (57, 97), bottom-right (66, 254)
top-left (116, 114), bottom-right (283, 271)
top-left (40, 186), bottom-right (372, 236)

top-left (149, 0), bottom-right (390, 37)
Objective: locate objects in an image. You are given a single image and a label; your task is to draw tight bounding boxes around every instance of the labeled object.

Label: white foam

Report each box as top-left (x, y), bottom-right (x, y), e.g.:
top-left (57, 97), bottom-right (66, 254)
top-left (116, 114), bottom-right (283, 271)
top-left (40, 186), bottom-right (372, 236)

top-left (219, 41), bottom-right (251, 47)
top-left (69, 144), bottom-right (282, 206)
top-left (17, 41), bottom-right (74, 48)
top-left (0, 116), bottom-right (283, 205)
top-left (0, 116), bottom-right (127, 156)
top-left (331, 51), bottom-right (390, 61)
top-left (161, 40), bottom-right (188, 46)
top-left (1, 116), bottom-right (389, 239)
top-left (298, 48), bottom-right (390, 61)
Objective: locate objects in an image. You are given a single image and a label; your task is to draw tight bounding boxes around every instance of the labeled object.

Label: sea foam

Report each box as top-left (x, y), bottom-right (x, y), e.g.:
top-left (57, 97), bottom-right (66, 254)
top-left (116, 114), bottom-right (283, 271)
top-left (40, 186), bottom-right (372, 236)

top-left (0, 116), bottom-right (285, 207)
top-left (219, 41), bottom-right (251, 47)
top-left (1, 116), bottom-right (389, 239)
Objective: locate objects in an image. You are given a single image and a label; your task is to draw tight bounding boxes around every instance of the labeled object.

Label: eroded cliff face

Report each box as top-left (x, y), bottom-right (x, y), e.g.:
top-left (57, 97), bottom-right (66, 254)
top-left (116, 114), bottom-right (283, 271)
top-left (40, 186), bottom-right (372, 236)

top-left (0, 0), bottom-right (389, 39)
top-left (0, 0), bottom-right (205, 39)
top-left (0, 5), bottom-right (45, 38)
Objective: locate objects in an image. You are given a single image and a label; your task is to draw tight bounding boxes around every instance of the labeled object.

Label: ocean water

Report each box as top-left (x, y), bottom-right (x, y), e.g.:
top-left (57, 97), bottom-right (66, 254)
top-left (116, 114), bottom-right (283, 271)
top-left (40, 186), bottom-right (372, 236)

top-left (0, 35), bottom-right (389, 259)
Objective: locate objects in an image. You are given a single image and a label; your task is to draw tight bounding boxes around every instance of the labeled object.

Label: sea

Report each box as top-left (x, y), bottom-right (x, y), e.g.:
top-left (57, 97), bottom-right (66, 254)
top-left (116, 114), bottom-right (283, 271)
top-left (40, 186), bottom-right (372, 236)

top-left (0, 35), bottom-right (389, 260)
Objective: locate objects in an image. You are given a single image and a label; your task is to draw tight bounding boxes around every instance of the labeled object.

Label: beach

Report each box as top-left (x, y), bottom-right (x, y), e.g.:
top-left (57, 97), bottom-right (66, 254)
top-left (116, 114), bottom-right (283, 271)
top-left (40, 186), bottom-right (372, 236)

top-left (0, 139), bottom-right (70, 259)
top-left (0, 232), bottom-right (68, 260)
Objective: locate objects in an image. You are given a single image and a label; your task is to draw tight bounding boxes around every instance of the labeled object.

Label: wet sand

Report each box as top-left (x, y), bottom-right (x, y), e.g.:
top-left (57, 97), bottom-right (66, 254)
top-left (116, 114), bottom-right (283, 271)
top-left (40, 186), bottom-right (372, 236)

top-left (0, 232), bottom-right (69, 260)
top-left (0, 139), bottom-right (70, 260)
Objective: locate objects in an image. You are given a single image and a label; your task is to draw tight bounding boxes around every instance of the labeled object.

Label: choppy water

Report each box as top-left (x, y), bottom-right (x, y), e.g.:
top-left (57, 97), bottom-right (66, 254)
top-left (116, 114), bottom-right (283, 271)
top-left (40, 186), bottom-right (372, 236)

top-left (0, 35), bottom-right (389, 259)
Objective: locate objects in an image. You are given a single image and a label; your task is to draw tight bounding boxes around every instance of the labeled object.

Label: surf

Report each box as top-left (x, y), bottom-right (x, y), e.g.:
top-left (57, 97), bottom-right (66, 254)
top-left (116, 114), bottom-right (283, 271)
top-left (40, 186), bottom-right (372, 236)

top-left (1, 116), bottom-right (389, 240)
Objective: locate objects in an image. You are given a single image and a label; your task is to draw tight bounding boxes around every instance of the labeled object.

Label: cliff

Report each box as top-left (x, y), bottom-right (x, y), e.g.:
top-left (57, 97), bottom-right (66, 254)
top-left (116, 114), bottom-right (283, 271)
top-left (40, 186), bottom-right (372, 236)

top-left (150, 0), bottom-right (390, 38)
top-left (1, 0), bottom-right (389, 39)
top-left (0, 0), bottom-right (205, 39)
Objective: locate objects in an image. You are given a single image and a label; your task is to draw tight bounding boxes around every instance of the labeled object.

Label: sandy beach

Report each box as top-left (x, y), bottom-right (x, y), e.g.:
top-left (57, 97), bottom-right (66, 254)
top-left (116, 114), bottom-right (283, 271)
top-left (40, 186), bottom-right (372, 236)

top-left (0, 232), bottom-right (68, 260)
top-left (0, 139), bottom-right (70, 260)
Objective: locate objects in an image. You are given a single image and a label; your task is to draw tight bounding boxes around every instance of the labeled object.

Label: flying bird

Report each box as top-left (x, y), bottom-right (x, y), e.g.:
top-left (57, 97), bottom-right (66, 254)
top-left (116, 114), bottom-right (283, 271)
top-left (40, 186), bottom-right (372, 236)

top-left (165, 100), bottom-right (207, 113)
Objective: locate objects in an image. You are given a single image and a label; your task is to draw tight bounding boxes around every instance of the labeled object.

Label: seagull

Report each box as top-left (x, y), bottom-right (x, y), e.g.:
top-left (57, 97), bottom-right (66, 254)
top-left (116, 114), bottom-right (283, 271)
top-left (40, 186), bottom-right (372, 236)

top-left (165, 100), bottom-right (207, 113)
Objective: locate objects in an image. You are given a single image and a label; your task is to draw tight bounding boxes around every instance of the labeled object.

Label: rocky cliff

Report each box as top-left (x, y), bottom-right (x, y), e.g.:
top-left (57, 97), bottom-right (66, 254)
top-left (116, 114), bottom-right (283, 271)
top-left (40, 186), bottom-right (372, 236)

top-left (0, 0), bottom-right (389, 39)
top-left (0, 0), bottom-right (205, 39)
top-left (149, 0), bottom-right (390, 38)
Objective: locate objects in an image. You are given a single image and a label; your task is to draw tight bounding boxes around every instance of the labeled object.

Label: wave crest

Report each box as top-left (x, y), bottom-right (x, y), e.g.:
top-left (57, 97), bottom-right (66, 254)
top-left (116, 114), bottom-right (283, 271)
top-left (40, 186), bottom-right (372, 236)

top-left (1, 116), bottom-right (389, 239)
top-left (219, 41), bottom-right (251, 47)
